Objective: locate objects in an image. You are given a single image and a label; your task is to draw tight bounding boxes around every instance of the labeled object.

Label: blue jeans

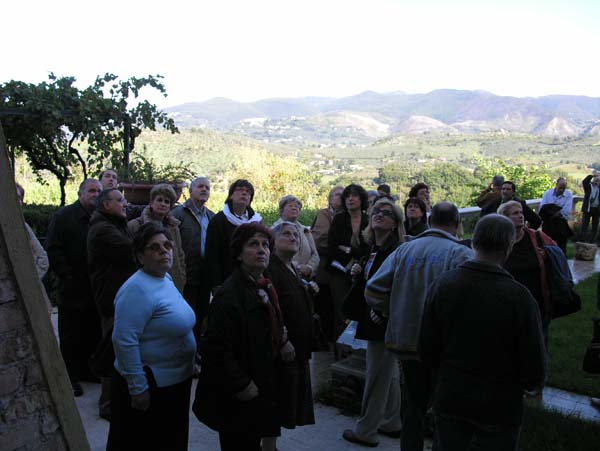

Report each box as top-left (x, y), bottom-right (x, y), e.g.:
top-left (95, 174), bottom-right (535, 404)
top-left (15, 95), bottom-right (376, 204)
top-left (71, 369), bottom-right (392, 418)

top-left (433, 413), bottom-right (521, 451)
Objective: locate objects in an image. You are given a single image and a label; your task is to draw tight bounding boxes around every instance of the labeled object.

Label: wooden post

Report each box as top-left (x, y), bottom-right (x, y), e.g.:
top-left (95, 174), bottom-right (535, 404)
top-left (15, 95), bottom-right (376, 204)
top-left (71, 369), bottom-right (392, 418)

top-left (0, 123), bottom-right (90, 451)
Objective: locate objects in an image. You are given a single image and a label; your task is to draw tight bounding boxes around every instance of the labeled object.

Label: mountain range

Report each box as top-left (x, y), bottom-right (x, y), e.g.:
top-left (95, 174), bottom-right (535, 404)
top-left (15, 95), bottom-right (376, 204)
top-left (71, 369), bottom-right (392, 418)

top-left (164, 89), bottom-right (600, 145)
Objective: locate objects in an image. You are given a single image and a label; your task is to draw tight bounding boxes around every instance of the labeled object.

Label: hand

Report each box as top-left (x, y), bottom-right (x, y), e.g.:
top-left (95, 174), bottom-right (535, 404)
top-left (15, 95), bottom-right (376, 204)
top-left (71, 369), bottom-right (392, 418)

top-left (130, 390), bottom-right (150, 411)
top-left (338, 245), bottom-right (351, 254)
top-left (280, 340), bottom-right (296, 363)
top-left (307, 280), bottom-right (320, 294)
top-left (350, 263), bottom-right (362, 277)
top-left (369, 309), bottom-right (385, 325)
top-left (235, 381), bottom-right (259, 401)
top-left (299, 265), bottom-right (313, 278)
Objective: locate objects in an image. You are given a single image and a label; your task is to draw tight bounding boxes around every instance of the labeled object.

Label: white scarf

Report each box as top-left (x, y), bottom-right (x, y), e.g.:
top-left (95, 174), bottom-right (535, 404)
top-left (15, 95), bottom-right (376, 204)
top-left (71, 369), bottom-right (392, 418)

top-left (222, 203), bottom-right (262, 226)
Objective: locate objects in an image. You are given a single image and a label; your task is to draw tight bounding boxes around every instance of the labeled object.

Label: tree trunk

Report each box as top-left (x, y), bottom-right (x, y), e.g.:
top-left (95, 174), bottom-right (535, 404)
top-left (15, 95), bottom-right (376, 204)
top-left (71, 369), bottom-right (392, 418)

top-left (59, 177), bottom-right (67, 206)
top-left (68, 137), bottom-right (87, 179)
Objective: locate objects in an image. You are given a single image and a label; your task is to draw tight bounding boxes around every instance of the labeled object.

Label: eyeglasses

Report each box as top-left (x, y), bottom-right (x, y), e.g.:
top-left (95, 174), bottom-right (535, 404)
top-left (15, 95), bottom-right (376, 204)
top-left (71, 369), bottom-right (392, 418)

top-left (371, 208), bottom-right (395, 219)
top-left (145, 241), bottom-right (174, 252)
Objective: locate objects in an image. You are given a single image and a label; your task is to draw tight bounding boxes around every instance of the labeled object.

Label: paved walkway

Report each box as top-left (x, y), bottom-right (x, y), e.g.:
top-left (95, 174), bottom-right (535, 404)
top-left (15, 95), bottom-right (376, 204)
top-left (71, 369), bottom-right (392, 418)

top-left (73, 352), bottom-right (429, 451)
top-left (54, 252), bottom-right (600, 450)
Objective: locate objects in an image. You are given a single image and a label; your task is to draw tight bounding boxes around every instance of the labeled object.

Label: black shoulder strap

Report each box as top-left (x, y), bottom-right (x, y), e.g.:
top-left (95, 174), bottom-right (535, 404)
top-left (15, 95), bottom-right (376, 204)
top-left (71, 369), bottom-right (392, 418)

top-left (535, 230), bottom-right (544, 248)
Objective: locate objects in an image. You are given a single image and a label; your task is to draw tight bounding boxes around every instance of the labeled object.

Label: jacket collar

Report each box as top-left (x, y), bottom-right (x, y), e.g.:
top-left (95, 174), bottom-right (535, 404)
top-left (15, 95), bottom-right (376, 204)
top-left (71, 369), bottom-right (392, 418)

top-left (414, 227), bottom-right (460, 242)
top-left (460, 260), bottom-right (514, 279)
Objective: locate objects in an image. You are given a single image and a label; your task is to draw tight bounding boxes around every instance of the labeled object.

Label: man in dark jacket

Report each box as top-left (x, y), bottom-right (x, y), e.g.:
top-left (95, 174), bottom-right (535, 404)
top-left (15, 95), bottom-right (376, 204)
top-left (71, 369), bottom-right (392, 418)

top-left (87, 188), bottom-right (137, 420)
top-left (420, 214), bottom-right (546, 450)
top-left (45, 178), bottom-right (103, 397)
top-left (480, 181), bottom-right (542, 229)
top-left (581, 173), bottom-right (600, 242)
top-left (171, 177), bottom-right (215, 338)
top-left (205, 179), bottom-right (262, 292)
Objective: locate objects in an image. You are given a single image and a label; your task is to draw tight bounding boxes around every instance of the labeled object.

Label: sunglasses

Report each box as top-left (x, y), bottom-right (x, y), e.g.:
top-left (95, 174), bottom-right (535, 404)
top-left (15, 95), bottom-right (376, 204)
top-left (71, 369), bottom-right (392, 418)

top-left (145, 240), bottom-right (174, 252)
top-left (371, 208), bottom-right (395, 218)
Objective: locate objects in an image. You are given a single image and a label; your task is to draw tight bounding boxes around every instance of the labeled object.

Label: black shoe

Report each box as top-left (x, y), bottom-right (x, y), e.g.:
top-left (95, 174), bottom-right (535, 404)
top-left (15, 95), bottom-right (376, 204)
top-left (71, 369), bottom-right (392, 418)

top-left (342, 429), bottom-right (378, 447)
top-left (72, 382), bottom-right (84, 397)
top-left (378, 428), bottom-right (402, 439)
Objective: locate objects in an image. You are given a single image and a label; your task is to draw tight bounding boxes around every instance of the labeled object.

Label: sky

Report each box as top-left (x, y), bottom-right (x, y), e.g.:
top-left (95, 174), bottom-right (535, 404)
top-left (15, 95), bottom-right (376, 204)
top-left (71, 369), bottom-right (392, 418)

top-left (2, 0), bottom-right (599, 107)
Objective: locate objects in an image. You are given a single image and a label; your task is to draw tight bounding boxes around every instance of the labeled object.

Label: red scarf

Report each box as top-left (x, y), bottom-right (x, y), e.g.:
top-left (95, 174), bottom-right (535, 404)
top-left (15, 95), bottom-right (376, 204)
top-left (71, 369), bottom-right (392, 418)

top-left (256, 277), bottom-right (284, 355)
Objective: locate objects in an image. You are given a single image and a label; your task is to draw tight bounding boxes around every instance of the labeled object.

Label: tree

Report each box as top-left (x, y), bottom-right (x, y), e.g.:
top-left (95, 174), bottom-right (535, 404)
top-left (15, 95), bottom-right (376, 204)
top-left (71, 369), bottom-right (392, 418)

top-left (0, 73), bottom-right (179, 205)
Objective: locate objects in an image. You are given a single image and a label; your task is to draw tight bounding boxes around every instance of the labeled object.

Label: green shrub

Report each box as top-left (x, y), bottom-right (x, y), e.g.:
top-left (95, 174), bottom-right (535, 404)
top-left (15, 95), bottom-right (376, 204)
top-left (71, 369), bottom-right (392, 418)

top-left (22, 204), bottom-right (61, 238)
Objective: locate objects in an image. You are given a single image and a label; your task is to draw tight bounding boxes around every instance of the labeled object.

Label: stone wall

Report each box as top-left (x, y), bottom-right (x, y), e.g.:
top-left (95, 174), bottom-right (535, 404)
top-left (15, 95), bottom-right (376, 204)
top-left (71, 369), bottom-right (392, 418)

top-left (0, 237), bottom-right (67, 450)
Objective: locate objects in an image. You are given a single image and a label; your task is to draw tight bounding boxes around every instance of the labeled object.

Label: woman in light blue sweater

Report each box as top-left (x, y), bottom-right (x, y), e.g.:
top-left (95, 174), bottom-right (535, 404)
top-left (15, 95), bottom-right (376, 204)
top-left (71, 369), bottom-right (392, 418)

top-left (107, 223), bottom-right (196, 451)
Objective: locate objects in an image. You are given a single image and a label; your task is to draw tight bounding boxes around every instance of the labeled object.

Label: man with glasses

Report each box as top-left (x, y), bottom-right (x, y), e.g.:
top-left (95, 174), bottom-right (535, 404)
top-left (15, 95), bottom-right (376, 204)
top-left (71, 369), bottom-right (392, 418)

top-left (87, 188), bottom-right (137, 420)
top-left (45, 179), bottom-right (103, 398)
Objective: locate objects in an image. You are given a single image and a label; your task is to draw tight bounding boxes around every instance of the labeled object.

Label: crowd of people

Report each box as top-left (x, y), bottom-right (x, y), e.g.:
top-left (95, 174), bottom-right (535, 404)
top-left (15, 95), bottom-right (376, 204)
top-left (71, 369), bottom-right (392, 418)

top-left (23, 168), bottom-right (600, 451)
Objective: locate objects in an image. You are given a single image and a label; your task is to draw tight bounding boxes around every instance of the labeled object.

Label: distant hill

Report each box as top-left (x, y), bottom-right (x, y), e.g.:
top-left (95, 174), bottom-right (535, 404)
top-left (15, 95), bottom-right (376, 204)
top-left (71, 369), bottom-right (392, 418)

top-left (164, 89), bottom-right (600, 145)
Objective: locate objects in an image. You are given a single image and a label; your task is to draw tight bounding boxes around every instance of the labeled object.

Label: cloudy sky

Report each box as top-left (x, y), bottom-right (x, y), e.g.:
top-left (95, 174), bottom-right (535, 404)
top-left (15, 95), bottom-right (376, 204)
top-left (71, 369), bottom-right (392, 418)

top-left (2, 0), bottom-right (599, 106)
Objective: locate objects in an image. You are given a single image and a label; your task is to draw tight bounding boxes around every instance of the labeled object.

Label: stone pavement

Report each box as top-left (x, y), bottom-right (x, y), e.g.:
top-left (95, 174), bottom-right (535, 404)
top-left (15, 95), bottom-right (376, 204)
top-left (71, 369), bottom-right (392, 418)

top-left (53, 251), bottom-right (600, 450)
top-left (73, 352), bottom-right (430, 451)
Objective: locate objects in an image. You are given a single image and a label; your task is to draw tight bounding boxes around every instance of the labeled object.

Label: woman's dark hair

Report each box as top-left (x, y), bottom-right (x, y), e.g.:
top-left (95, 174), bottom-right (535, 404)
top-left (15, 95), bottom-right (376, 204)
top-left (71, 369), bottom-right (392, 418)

top-left (132, 222), bottom-right (173, 265)
top-left (226, 179), bottom-right (255, 205)
top-left (341, 183), bottom-right (369, 212)
top-left (230, 222), bottom-right (274, 265)
top-left (408, 182), bottom-right (429, 199)
top-left (404, 197), bottom-right (427, 218)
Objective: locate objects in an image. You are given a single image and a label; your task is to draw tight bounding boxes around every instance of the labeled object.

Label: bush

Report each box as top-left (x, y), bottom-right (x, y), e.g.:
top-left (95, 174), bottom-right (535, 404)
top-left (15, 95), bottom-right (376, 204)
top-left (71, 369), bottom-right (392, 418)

top-left (22, 204), bottom-right (61, 238)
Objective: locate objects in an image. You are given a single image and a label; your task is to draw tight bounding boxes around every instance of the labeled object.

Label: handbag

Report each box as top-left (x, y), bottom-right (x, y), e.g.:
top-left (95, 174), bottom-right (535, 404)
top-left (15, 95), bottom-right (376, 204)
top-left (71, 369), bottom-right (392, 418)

top-left (535, 231), bottom-right (581, 319)
top-left (583, 318), bottom-right (600, 374)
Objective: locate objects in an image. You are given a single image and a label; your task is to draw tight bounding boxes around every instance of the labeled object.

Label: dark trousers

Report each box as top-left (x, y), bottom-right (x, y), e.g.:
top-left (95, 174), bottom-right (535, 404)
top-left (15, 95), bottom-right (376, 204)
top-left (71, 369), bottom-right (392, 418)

top-left (581, 207), bottom-right (600, 242)
top-left (330, 272), bottom-right (352, 340)
top-left (58, 305), bottom-right (101, 382)
top-left (314, 282), bottom-right (335, 341)
top-left (433, 414), bottom-right (521, 451)
top-left (106, 371), bottom-right (192, 451)
top-left (99, 315), bottom-right (114, 416)
top-left (400, 359), bottom-right (434, 451)
top-left (183, 282), bottom-right (211, 342)
top-left (218, 431), bottom-right (261, 451)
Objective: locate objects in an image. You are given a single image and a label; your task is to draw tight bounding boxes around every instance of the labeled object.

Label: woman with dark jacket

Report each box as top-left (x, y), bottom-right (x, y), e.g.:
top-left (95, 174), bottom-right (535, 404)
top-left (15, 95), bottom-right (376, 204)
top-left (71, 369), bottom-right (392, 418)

top-left (193, 223), bottom-right (295, 451)
top-left (265, 221), bottom-right (316, 450)
top-left (204, 179), bottom-right (263, 293)
top-left (499, 201), bottom-right (556, 395)
top-left (404, 197), bottom-right (429, 237)
top-left (327, 183), bottom-right (370, 338)
top-left (342, 198), bottom-right (406, 447)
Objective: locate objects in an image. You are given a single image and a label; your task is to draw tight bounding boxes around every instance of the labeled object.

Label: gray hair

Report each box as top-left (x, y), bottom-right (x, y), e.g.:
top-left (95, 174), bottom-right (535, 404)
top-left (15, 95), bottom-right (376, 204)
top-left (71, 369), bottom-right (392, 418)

top-left (492, 175), bottom-right (504, 187)
top-left (278, 195), bottom-right (302, 216)
top-left (472, 214), bottom-right (515, 253)
top-left (497, 200), bottom-right (522, 217)
top-left (95, 188), bottom-right (120, 211)
top-left (78, 178), bottom-right (101, 196)
top-left (190, 177), bottom-right (210, 191)
top-left (271, 221), bottom-right (299, 239)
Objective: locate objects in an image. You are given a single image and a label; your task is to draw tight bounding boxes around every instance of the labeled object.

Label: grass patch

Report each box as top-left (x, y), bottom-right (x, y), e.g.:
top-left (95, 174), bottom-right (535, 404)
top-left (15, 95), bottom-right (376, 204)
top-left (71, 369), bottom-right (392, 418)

top-left (548, 274), bottom-right (600, 396)
top-left (521, 405), bottom-right (600, 451)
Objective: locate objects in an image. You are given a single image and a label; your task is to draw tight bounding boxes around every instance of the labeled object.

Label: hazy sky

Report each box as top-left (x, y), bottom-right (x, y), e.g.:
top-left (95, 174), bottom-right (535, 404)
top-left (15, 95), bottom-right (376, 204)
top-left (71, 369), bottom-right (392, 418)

top-left (2, 0), bottom-right (599, 107)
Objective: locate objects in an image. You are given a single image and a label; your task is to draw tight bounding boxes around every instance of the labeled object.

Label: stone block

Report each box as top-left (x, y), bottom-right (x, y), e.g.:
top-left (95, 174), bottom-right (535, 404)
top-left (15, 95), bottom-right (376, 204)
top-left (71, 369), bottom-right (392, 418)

top-left (41, 410), bottom-right (60, 436)
top-left (0, 416), bottom-right (39, 450)
top-left (0, 366), bottom-right (22, 396)
top-left (0, 300), bottom-right (27, 333)
top-left (0, 276), bottom-right (17, 304)
top-left (0, 335), bottom-right (33, 365)
top-left (25, 361), bottom-right (44, 386)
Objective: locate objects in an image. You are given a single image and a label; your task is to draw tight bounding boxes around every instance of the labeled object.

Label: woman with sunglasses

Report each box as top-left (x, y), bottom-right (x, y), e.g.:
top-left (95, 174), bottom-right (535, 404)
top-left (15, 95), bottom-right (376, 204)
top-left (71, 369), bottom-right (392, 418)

top-left (342, 198), bottom-right (406, 447)
top-left (107, 222), bottom-right (196, 451)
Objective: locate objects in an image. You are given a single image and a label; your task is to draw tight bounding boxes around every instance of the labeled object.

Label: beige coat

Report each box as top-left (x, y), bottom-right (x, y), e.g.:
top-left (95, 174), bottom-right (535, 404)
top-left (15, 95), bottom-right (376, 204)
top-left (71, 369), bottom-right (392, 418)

top-left (127, 207), bottom-right (187, 294)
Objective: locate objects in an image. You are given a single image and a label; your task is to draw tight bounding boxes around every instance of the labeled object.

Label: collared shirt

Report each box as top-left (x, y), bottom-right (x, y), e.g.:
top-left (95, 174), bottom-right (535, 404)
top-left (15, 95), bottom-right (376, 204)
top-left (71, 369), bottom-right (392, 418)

top-left (190, 203), bottom-right (210, 257)
top-left (539, 188), bottom-right (573, 220)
